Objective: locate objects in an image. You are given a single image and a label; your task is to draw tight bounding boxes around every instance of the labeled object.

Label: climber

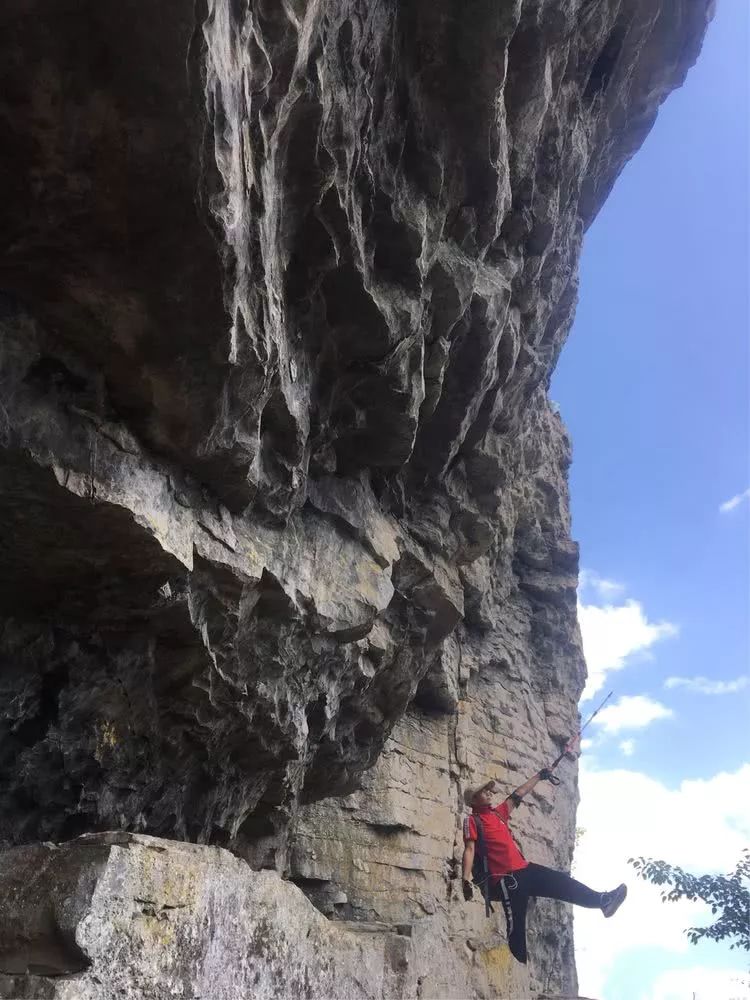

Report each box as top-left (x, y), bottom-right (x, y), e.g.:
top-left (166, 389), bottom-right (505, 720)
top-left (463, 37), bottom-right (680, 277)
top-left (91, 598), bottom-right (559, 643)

top-left (460, 771), bottom-right (627, 964)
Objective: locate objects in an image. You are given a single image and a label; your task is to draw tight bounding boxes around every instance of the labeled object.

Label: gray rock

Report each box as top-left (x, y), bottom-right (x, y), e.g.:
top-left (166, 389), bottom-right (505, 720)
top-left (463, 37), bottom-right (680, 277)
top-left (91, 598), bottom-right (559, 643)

top-left (0, 0), bottom-right (712, 995)
top-left (290, 397), bottom-right (586, 997)
top-left (0, 834), bottom-right (416, 999)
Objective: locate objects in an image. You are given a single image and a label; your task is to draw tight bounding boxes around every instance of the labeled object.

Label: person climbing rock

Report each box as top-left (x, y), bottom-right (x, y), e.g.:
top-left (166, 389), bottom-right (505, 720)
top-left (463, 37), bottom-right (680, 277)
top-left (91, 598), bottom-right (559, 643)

top-left (460, 772), bottom-right (627, 964)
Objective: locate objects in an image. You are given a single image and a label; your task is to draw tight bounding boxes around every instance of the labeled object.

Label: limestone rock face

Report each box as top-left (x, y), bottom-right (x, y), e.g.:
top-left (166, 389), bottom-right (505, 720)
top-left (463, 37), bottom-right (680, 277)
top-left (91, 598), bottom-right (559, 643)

top-left (0, 834), bottom-right (421, 1000)
top-left (0, 0), bottom-right (710, 996)
top-left (289, 400), bottom-right (583, 997)
top-left (0, 832), bottom-right (567, 1000)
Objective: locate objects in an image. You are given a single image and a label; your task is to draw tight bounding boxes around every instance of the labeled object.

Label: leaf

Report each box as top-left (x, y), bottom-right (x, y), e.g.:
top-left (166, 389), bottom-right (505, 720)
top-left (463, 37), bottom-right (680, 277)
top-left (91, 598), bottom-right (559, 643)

top-left (629, 851), bottom-right (749, 952)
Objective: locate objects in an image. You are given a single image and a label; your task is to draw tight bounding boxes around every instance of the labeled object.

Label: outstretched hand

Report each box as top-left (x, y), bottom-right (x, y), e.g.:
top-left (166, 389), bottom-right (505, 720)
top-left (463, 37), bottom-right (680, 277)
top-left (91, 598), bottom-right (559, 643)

top-left (462, 879), bottom-right (473, 901)
top-left (538, 767), bottom-right (557, 782)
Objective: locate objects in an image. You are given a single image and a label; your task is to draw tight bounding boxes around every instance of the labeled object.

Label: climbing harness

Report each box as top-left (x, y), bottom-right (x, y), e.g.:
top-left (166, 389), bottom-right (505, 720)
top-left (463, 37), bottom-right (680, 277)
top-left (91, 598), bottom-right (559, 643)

top-left (497, 872), bottom-right (519, 935)
top-left (544, 690), bottom-right (614, 785)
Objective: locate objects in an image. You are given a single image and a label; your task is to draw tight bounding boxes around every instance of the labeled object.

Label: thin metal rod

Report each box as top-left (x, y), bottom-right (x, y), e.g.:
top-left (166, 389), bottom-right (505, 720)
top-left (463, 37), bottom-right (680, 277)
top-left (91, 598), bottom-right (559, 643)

top-left (577, 690), bottom-right (614, 738)
top-left (549, 690), bottom-right (616, 775)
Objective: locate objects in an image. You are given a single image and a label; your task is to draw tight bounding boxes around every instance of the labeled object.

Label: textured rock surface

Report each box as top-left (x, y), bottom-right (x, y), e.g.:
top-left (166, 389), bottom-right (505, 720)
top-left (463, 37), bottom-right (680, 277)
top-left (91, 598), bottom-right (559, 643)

top-left (0, 834), bottom-right (420, 999)
top-left (289, 400), bottom-right (583, 997)
top-left (0, 832), bottom-right (590, 1000)
top-left (0, 0), bottom-right (711, 996)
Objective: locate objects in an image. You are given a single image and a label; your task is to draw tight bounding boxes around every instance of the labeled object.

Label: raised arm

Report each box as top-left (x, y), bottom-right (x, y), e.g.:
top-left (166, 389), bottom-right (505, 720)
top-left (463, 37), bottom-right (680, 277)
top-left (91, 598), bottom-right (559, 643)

top-left (503, 768), bottom-right (554, 814)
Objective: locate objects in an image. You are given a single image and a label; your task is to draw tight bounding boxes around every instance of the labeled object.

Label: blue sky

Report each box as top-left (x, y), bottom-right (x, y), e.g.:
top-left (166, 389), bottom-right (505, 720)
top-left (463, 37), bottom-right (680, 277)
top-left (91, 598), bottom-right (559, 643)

top-left (551, 2), bottom-right (749, 998)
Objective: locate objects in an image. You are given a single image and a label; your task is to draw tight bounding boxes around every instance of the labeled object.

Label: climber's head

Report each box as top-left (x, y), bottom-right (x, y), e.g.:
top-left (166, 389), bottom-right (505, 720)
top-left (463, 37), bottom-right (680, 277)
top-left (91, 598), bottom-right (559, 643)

top-left (463, 780), bottom-right (496, 810)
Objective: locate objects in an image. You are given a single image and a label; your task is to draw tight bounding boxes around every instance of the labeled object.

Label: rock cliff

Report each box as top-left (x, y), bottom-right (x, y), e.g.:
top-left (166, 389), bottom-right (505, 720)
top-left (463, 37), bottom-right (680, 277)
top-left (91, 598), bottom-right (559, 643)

top-left (0, 0), bottom-right (710, 996)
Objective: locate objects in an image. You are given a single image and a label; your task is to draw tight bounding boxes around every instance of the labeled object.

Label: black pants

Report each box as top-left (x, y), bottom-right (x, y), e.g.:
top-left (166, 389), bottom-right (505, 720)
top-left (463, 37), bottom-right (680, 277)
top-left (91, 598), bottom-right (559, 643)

top-left (490, 862), bottom-right (602, 964)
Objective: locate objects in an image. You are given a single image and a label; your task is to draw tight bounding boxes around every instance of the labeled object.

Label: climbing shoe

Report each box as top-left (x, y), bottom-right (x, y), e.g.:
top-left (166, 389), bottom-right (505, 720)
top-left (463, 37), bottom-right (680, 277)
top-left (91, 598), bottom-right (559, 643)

top-left (601, 883), bottom-right (627, 918)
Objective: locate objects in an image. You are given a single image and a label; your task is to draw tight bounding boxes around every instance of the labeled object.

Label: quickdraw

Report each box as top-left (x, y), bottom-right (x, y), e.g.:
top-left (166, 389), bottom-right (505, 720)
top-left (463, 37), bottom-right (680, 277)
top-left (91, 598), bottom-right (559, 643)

top-left (545, 690), bottom-right (614, 785)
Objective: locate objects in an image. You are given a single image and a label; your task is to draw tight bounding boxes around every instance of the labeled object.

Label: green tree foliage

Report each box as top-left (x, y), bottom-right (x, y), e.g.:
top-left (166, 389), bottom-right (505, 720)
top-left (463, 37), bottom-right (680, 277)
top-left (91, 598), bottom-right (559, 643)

top-left (628, 849), bottom-right (750, 951)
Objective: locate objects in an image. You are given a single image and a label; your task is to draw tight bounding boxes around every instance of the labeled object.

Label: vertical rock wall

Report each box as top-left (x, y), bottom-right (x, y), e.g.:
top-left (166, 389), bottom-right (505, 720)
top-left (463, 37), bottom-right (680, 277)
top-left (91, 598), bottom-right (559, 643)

top-left (290, 395), bottom-right (583, 996)
top-left (0, 0), bottom-right (712, 996)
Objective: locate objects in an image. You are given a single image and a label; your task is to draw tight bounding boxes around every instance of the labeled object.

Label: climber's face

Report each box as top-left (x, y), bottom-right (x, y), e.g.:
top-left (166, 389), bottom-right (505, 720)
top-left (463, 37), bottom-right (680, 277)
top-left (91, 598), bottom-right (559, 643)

top-left (472, 783), bottom-right (496, 808)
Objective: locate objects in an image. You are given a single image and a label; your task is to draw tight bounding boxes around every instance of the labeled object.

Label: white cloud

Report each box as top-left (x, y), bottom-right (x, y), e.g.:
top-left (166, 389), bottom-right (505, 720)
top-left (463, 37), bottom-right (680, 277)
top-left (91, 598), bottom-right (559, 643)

top-left (574, 762), bottom-right (750, 1000)
top-left (719, 488), bottom-right (750, 513)
top-left (578, 595), bottom-right (679, 701)
top-left (665, 675), bottom-right (749, 696)
top-left (593, 694), bottom-right (673, 734)
top-left (579, 569), bottom-right (627, 600)
top-left (580, 738), bottom-right (594, 751)
top-left (619, 738), bottom-right (636, 756)
top-left (646, 966), bottom-right (750, 1000)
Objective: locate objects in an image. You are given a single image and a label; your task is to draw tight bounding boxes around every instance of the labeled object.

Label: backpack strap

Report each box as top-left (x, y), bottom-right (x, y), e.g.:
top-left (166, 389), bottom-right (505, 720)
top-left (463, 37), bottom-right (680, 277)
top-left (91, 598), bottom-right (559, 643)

top-left (473, 816), bottom-right (494, 918)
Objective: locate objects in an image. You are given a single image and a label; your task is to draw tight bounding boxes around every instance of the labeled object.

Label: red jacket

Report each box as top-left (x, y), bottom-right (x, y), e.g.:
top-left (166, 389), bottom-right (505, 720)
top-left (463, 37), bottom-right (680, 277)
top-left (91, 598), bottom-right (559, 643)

top-left (463, 801), bottom-right (529, 878)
